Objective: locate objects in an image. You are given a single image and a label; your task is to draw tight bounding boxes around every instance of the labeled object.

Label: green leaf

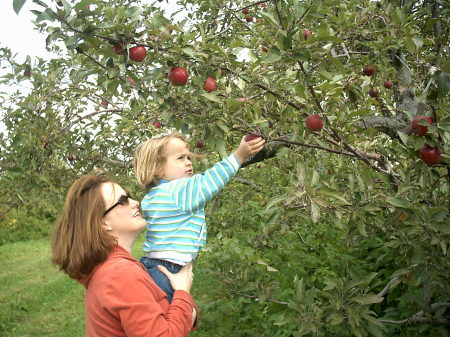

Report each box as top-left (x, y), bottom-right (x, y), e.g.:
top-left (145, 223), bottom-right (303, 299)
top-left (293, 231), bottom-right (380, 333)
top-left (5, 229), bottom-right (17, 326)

top-left (261, 47), bottom-right (281, 63)
top-left (437, 72), bottom-right (450, 98)
top-left (35, 8), bottom-right (55, 23)
top-left (329, 313), bottom-right (344, 325)
top-left (397, 131), bottom-right (409, 145)
top-left (387, 197), bottom-right (413, 210)
top-left (316, 187), bottom-right (350, 204)
top-left (353, 294), bottom-right (384, 305)
top-left (266, 196), bottom-right (286, 210)
top-left (13, 0), bottom-right (27, 14)
top-left (441, 59), bottom-right (450, 73)
top-left (311, 200), bottom-right (320, 223)
top-left (391, 267), bottom-right (413, 278)
top-left (201, 93), bottom-right (222, 103)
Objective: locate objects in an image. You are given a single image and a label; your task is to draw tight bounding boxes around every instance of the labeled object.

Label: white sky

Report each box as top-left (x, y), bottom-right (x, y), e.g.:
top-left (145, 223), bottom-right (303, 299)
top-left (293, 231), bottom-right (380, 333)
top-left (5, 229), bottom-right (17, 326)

top-left (0, 1), bottom-right (55, 62)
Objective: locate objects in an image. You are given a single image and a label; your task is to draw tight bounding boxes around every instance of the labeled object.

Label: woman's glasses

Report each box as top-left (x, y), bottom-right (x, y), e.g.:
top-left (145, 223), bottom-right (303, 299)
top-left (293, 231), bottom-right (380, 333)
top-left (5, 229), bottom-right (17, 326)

top-left (103, 194), bottom-right (131, 216)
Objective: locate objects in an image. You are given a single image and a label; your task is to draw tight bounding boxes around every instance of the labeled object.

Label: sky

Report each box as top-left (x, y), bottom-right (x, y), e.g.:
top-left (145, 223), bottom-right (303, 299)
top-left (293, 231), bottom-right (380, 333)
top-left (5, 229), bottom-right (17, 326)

top-left (0, 1), bottom-right (55, 62)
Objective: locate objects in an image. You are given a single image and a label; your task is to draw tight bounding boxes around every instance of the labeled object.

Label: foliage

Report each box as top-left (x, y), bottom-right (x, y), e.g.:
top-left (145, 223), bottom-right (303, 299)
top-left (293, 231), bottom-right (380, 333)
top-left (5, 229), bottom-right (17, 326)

top-left (1, 0), bottom-right (449, 336)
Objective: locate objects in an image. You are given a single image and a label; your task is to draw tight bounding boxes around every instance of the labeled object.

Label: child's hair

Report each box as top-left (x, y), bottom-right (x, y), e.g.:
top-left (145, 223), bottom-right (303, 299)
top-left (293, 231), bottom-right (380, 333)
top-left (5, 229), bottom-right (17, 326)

top-left (134, 133), bottom-right (201, 190)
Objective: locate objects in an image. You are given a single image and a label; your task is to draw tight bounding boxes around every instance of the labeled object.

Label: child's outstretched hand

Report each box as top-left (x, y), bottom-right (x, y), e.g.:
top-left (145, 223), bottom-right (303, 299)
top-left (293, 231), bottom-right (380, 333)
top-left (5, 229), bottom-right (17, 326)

top-left (234, 135), bottom-right (265, 164)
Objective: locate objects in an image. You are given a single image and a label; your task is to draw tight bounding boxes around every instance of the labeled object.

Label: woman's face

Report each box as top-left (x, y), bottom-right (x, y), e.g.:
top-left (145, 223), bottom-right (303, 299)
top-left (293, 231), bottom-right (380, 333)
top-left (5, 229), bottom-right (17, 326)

top-left (101, 183), bottom-right (146, 235)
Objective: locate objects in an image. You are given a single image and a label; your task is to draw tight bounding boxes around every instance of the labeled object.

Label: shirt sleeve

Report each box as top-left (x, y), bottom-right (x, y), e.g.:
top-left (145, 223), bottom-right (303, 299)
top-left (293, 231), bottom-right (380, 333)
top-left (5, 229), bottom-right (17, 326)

top-left (103, 263), bottom-right (197, 337)
top-left (168, 154), bottom-right (241, 212)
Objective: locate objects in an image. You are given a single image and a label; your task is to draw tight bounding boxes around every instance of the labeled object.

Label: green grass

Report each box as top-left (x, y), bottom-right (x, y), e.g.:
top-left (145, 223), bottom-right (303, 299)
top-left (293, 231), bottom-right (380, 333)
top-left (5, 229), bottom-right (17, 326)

top-left (0, 239), bottom-right (85, 336)
top-left (0, 235), bottom-right (216, 336)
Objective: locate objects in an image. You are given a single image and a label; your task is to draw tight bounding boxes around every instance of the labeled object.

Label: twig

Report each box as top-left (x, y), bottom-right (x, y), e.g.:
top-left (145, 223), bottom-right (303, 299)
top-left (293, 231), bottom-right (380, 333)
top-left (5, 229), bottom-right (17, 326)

top-left (235, 291), bottom-right (289, 306)
top-left (234, 177), bottom-right (263, 192)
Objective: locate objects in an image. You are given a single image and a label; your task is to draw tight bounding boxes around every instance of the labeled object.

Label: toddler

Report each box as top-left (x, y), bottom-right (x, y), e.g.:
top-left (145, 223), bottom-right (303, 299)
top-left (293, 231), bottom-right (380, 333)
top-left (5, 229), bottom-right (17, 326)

top-left (133, 132), bottom-right (265, 301)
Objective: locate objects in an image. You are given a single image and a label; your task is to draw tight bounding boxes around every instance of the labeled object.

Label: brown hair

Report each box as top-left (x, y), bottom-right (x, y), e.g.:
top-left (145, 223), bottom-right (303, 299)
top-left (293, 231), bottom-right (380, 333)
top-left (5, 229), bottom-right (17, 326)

top-left (51, 175), bottom-right (117, 280)
top-left (133, 133), bottom-right (201, 190)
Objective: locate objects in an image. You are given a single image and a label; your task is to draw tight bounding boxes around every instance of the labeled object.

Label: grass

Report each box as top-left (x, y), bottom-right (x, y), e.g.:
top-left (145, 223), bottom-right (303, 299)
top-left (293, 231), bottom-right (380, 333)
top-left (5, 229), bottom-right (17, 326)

top-left (0, 239), bottom-right (85, 336)
top-left (0, 235), bottom-right (218, 336)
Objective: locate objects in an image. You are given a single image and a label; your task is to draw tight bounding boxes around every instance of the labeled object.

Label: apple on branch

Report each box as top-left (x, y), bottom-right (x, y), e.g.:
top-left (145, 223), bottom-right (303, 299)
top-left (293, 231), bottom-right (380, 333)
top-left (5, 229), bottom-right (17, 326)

top-left (129, 46), bottom-right (147, 62)
top-left (411, 115), bottom-right (432, 136)
top-left (153, 120), bottom-right (162, 129)
top-left (368, 88), bottom-right (379, 98)
top-left (305, 114), bottom-right (323, 131)
top-left (242, 8), bottom-right (249, 15)
top-left (112, 43), bottom-right (124, 55)
top-left (168, 67), bottom-right (188, 86)
top-left (203, 76), bottom-right (217, 92)
top-left (363, 65), bottom-right (376, 76)
top-left (196, 141), bottom-right (205, 148)
top-left (244, 134), bottom-right (260, 142)
top-left (384, 80), bottom-right (393, 89)
top-left (246, 16), bottom-right (254, 22)
top-left (126, 77), bottom-right (137, 85)
top-left (419, 145), bottom-right (442, 165)
top-left (100, 99), bottom-right (108, 107)
top-left (303, 29), bottom-right (313, 40)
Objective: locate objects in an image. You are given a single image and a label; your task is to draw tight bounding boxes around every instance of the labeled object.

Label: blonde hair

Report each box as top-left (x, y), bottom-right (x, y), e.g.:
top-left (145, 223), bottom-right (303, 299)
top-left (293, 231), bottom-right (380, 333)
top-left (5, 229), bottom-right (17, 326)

top-left (51, 175), bottom-right (117, 280)
top-left (134, 133), bottom-right (201, 190)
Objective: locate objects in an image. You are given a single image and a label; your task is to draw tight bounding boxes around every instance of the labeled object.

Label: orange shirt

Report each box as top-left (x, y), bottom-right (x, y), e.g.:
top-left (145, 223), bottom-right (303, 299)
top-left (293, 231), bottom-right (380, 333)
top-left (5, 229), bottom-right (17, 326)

top-left (79, 245), bottom-right (198, 337)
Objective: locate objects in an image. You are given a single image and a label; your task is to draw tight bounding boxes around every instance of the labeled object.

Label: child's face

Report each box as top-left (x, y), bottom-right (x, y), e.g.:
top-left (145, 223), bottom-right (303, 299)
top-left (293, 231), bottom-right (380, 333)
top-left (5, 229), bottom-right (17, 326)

top-left (160, 137), bottom-right (193, 181)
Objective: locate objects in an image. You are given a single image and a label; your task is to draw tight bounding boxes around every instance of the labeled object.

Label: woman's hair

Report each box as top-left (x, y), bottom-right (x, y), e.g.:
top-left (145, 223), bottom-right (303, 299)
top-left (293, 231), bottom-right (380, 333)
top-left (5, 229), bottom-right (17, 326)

top-left (134, 132), bottom-right (200, 190)
top-left (51, 174), bottom-right (117, 280)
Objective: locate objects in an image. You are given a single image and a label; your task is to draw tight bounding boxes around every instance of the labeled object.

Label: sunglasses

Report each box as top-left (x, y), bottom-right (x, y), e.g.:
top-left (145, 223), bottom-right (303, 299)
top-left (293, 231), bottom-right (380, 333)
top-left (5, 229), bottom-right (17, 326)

top-left (103, 194), bottom-right (131, 216)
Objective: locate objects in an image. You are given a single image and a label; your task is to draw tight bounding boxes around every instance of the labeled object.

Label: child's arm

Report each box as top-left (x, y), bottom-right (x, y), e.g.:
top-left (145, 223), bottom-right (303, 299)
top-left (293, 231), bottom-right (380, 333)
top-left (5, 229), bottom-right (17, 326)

top-left (169, 136), bottom-right (265, 212)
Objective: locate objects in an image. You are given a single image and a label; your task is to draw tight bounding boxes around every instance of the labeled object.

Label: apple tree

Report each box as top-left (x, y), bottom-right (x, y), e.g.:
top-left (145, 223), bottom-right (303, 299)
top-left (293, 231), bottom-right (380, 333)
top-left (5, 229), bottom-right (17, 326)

top-left (1, 0), bottom-right (449, 336)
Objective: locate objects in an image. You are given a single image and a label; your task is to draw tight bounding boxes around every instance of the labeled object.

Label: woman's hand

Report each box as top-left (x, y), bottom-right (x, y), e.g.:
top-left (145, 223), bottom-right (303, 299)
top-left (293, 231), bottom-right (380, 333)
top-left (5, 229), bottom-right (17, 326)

top-left (158, 263), bottom-right (193, 293)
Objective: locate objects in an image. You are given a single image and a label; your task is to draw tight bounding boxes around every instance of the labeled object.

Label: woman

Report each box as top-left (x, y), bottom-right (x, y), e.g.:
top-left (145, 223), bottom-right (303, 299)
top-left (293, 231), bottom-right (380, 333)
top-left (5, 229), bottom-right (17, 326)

top-left (51, 174), bottom-right (198, 337)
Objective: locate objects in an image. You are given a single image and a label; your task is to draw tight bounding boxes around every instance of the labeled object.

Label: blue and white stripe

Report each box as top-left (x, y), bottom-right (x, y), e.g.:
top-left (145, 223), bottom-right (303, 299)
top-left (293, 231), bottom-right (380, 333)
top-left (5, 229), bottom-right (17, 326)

top-left (141, 154), bottom-right (240, 264)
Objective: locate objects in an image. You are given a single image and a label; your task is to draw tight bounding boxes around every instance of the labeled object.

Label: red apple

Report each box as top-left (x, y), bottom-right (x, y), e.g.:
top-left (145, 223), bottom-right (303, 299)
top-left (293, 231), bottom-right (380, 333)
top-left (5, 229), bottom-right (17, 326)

top-left (384, 80), bottom-right (393, 89)
top-left (112, 43), bottom-right (124, 54)
top-left (203, 76), bottom-right (217, 92)
top-left (245, 134), bottom-right (259, 142)
top-left (196, 141), bottom-right (205, 148)
top-left (363, 65), bottom-right (376, 76)
top-left (305, 114), bottom-right (323, 131)
top-left (261, 46), bottom-right (268, 53)
top-left (368, 88), bottom-right (379, 98)
top-left (67, 154), bottom-right (75, 161)
top-left (129, 46), bottom-right (147, 62)
top-left (246, 16), bottom-right (254, 22)
top-left (100, 99), bottom-right (108, 107)
top-left (168, 67), bottom-right (188, 86)
top-left (419, 145), bottom-right (442, 165)
top-left (153, 120), bottom-right (161, 129)
top-left (412, 115), bottom-right (432, 136)
top-left (242, 8), bottom-right (249, 15)
top-left (303, 29), bottom-right (313, 40)
top-left (126, 77), bottom-right (137, 85)
top-left (23, 70), bottom-right (31, 77)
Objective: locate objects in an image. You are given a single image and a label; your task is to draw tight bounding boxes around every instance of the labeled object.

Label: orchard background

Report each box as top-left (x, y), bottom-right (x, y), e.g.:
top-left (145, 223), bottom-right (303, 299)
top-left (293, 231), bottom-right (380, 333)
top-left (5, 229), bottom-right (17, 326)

top-left (1, 0), bottom-right (449, 336)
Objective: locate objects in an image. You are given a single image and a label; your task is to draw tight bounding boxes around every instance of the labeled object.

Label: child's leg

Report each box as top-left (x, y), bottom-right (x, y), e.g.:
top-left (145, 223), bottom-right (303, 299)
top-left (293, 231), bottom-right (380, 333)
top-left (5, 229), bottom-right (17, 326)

top-left (139, 257), bottom-right (182, 302)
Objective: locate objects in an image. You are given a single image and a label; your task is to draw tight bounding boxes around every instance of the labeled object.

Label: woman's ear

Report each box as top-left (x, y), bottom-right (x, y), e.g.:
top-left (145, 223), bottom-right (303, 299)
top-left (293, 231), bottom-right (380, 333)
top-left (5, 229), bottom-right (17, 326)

top-left (103, 223), bottom-right (113, 231)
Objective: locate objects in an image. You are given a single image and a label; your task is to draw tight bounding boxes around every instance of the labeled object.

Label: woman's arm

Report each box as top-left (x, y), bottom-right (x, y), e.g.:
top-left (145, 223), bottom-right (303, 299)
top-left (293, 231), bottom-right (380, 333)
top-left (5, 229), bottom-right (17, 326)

top-left (105, 262), bottom-right (197, 337)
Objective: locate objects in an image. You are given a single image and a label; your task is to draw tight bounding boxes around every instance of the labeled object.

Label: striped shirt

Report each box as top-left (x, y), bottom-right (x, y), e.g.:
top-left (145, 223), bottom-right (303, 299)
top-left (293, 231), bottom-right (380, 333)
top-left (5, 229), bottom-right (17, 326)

top-left (141, 154), bottom-right (241, 265)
